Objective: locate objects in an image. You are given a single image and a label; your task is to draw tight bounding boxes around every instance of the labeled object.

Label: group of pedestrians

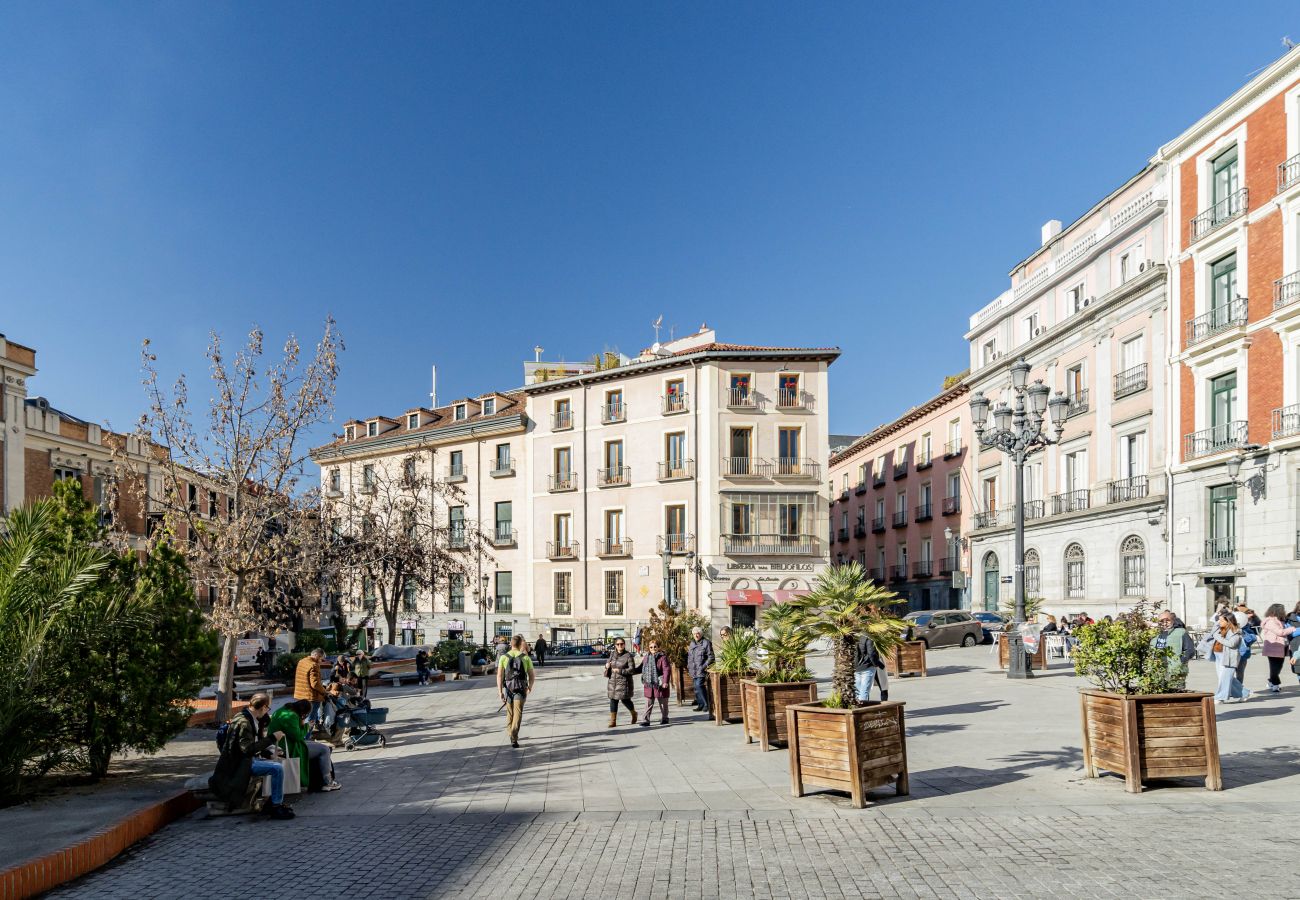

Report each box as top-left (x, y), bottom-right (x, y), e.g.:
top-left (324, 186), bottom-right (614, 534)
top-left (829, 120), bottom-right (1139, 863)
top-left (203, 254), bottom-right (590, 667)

top-left (1202, 601), bottom-right (1300, 702)
top-left (603, 635), bottom-right (673, 727)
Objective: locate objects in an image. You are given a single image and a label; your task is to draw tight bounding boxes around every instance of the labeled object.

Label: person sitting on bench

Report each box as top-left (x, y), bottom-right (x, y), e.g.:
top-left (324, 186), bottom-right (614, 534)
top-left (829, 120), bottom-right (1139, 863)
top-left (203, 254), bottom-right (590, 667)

top-left (208, 693), bottom-right (295, 820)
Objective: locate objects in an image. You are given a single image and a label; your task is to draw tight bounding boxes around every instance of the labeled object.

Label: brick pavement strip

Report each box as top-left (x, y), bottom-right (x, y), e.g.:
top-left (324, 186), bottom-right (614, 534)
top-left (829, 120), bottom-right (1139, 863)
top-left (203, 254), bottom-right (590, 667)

top-left (50, 647), bottom-right (1300, 898)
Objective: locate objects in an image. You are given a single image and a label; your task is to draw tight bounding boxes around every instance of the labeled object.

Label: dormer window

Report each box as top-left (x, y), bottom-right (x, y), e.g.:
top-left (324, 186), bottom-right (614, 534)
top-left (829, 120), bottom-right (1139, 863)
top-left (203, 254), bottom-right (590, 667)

top-left (367, 421), bottom-right (378, 437)
top-left (454, 404), bottom-right (467, 421)
top-left (407, 413), bottom-right (419, 429)
top-left (345, 425), bottom-right (355, 441)
top-left (482, 398), bottom-right (496, 415)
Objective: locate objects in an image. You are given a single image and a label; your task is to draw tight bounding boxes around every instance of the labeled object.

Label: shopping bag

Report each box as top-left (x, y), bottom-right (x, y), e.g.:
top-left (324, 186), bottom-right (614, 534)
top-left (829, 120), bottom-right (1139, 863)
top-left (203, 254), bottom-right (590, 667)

top-left (263, 741), bottom-right (302, 797)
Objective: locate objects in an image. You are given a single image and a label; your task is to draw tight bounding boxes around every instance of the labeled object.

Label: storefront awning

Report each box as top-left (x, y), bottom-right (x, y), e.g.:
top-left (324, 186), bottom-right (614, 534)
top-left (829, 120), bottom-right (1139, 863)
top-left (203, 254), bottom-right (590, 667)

top-left (726, 589), bottom-right (764, 606)
top-left (770, 590), bottom-right (810, 603)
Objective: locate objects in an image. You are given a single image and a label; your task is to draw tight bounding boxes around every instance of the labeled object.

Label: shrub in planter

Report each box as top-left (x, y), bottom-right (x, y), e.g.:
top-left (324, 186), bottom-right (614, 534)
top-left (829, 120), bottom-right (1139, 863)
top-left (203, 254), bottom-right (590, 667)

top-left (1072, 602), bottom-right (1221, 793)
top-left (708, 628), bottom-right (758, 724)
top-left (741, 603), bottom-right (817, 751)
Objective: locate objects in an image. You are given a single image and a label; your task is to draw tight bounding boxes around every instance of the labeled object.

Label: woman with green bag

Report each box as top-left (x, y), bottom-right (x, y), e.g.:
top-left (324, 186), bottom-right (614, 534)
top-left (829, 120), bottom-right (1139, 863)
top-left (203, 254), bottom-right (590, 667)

top-left (270, 700), bottom-right (341, 792)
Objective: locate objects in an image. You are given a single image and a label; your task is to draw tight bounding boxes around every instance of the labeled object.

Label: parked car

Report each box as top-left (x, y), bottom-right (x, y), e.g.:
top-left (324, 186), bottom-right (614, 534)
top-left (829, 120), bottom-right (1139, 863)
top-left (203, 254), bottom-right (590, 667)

top-left (904, 611), bottom-right (984, 648)
top-left (971, 611), bottom-right (1011, 644)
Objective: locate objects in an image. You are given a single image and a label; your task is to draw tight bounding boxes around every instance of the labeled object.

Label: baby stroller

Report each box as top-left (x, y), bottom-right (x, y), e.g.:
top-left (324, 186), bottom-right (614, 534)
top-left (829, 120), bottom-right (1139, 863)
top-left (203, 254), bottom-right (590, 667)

top-left (337, 704), bottom-right (388, 750)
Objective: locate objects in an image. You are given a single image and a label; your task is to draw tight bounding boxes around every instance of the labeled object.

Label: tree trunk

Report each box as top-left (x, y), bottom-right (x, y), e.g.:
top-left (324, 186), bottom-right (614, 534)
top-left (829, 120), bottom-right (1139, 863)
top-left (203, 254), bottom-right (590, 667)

top-left (215, 633), bottom-right (236, 722)
top-left (833, 636), bottom-right (856, 705)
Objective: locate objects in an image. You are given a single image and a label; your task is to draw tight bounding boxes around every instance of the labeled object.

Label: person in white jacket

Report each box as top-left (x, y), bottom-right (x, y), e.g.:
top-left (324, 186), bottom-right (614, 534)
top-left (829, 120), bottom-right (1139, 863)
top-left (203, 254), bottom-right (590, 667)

top-left (1203, 613), bottom-right (1252, 703)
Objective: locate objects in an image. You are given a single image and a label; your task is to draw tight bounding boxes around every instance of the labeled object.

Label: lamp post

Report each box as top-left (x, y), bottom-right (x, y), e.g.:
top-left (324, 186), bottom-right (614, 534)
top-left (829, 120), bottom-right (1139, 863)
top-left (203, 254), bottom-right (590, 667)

top-left (660, 546), bottom-right (676, 611)
top-left (478, 574), bottom-right (491, 651)
top-left (969, 357), bottom-right (1069, 680)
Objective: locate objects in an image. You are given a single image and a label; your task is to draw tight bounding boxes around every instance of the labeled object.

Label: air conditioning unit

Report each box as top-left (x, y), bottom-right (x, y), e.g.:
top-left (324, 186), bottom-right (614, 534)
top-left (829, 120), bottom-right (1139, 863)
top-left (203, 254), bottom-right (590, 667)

top-left (1082, 297), bottom-right (1092, 307)
top-left (1033, 327), bottom-right (1044, 337)
top-left (1138, 261), bottom-right (1148, 272)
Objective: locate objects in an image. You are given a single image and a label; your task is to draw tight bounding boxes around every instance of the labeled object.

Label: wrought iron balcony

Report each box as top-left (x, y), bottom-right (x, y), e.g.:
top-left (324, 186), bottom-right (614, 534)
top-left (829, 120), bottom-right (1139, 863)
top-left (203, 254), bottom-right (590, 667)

top-left (916, 451), bottom-right (933, 470)
top-left (892, 510), bottom-right (907, 528)
top-left (662, 392), bottom-right (689, 415)
top-left (657, 459), bottom-right (694, 481)
top-left (490, 460), bottom-right (515, 477)
top-left (722, 456), bottom-right (770, 478)
top-left (657, 533), bottom-right (695, 555)
top-left (597, 466), bottom-right (630, 487)
top-left (944, 439), bottom-right (963, 458)
top-left (890, 565), bottom-right (908, 582)
top-left (1024, 499), bottom-right (1045, 520)
top-left (774, 457), bottom-right (820, 479)
top-left (722, 534), bottom-right (819, 556)
top-left (873, 472), bottom-right (886, 487)
top-left (1190, 187), bottom-right (1247, 242)
top-left (601, 401), bottom-right (626, 424)
top-left (1274, 404), bottom-right (1300, 440)
top-left (854, 482), bottom-right (867, 496)
top-left (1280, 153), bottom-right (1300, 192)
top-left (1184, 421), bottom-right (1248, 459)
top-left (547, 540), bottom-right (579, 560)
top-left (1051, 490), bottom-right (1090, 515)
top-left (1203, 536), bottom-right (1235, 566)
top-left (595, 538), bottom-right (633, 558)
top-left (942, 496), bottom-right (961, 516)
top-left (552, 411), bottom-right (573, 431)
top-left (915, 502), bottom-right (932, 522)
top-left (548, 471), bottom-right (577, 492)
top-left (871, 516), bottom-right (886, 533)
top-left (448, 526), bottom-right (468, 550)
top-left (776, 389), bottom-right (812, 410)
top-left (491, 526), bottom-right (518, 547)
top-left (939, 556), bottom-right (959, 575)
top-left (869, 568), bottom-right (886, 583)
top-left (973, 510), bottom-right (1000, 529)
top-left (893, 461), bottom-right (908, 480)
top-left (1066, 389), bottom-right (1090, 418)
top-left (1113, 364), bottom-right (1148, 399)
top-left (912, 560), bottom-right (933, 578)
top-left (1185, 297), bottom-right (1248, 347)
top-left (1107, 476), bottom-right (1149, 504)
top-left (554, 600), bottom-right (571, 616)
top-left (727, 387), bottom-right (756, 409)
top-left (854, 522), bottom-right (867, 538)
top-left (837, 527), bottom-right (849, 542)
top-left (1276, 271), bottom-right (1300, 312)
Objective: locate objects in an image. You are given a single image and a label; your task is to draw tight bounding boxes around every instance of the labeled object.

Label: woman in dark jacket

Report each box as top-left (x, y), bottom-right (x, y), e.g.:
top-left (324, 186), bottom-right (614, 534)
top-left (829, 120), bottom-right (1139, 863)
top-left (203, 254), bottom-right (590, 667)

top-left (638, 639), bottom-right (672, 727)
top-left (603, 637), bottom-right (638, 727)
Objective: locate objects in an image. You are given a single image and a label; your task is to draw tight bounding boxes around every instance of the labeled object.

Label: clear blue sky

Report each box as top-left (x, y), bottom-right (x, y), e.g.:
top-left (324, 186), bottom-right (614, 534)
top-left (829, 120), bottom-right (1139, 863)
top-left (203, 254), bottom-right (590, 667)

top-left (3, 1), bottom-right (1299, 443)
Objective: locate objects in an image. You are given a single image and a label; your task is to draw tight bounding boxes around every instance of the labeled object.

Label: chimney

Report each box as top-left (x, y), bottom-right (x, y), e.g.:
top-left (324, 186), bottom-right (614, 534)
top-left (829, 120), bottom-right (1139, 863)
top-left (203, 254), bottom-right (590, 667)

top-left (1041, 220), bottom-right (1062, 245)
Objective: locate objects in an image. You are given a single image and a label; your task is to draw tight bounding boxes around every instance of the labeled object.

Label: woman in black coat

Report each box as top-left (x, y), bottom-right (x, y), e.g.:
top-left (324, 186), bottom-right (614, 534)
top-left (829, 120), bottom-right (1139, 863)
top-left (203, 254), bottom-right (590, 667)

top-left (603, 637), bottom-right (638, 727)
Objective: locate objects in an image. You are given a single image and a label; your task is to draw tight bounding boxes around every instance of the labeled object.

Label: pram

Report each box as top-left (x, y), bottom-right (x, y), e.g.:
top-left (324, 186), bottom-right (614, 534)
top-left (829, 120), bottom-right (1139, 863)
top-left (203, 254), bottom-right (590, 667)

top-left (336, 704), bottom-right (388, 750)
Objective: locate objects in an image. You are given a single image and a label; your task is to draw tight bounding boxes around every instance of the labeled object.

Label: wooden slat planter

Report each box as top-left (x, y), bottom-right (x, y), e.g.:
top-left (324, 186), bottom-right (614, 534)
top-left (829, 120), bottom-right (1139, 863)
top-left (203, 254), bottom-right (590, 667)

top-left (884, 641), bottom-right (928, 677)
top-left (786, 701), bottom-right (909, 808)
top-left (708, 670), bottom-right (755, 724)
top-left (670, 664), bottom-right (695, 707)
top-left (998, 632), bottom-right (1048, 670)
top-left (1079, 690), bottom-right (1221, 793)
top-left (740, 679), bottom-right (818, 751)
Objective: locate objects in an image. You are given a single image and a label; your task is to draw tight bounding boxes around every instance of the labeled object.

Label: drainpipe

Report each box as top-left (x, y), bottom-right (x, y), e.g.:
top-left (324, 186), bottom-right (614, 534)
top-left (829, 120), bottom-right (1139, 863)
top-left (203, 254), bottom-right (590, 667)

top-left (691, 358), bottom-right (700, 612)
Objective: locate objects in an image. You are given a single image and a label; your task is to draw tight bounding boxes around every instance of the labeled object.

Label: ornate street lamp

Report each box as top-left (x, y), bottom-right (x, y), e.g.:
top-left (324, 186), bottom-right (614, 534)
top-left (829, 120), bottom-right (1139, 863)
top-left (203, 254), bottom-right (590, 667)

top-left (970, 357), bottom-right (1069, 680)
top-left (478, 574), bottom-right (492, 650)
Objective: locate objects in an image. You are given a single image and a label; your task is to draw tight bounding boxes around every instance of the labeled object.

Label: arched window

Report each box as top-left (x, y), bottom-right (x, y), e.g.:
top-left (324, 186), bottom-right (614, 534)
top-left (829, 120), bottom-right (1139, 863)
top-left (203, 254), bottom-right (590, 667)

top-left (1024, 548), bottom-right (1041, 596)
top-left (1065, 543), bottom-right (1085, 599)
top-left (1121, 535), bottom-right (1146, 596)
top-left (982, 551), bottom-right (1000, 610)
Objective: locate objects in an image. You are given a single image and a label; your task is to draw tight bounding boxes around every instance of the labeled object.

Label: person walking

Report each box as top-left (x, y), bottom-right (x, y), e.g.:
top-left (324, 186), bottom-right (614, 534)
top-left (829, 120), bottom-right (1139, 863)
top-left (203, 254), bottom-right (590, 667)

top-left (497, 634), bottom-right (535, 748)
top-left (534, 634), bottom-right (548, 668)
top-left (853, 630), bottom-right (885, 703)
top-left (1203, 613), bottom-right (1251, 704)
top-left (603, 637), bottom-right (638, 727)
top-left (686, 627), bottom-right (715, 715)
top-left (1154, 610), bottom-right (1196, 689)
top-left (1260, 603), bottom-right (1297, 694)
top-left (353, 651), bottom-right (372, 698)
top-left (638, 638), bottom-right (671, 727)
top-left (1235, 610), bottom-right (1259, 685)
top-left (293, 648), bottom-right (328, 731)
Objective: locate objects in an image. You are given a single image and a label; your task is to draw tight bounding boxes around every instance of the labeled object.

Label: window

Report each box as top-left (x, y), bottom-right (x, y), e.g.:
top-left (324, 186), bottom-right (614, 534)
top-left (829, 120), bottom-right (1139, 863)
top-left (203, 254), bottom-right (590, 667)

top-left (665, 505), bottom-right (687, 542)
top-left (604, 389), bottom-right (625, 422)
top-left (367, 421), bottom-right (378, 437)
top-left (553, 513), bottom-right (572, 554)
top-left (778, 427), bottom-right (801, 472)
top-left (53, 467), bottom-right (79, 482)
top-left (667, 569), bottom-right (686, 607)
top-left (919, 432), bottom-right (932, 464)
top-left (554, 572), bottom-right (572, 616)
top-left (728, 427), bottom-right (753, 475)
top-left (495, 572), bottom-right (512, 613)
top-left (729, 372), bottom-right (752, 404)
top-left (920, 537), bottom-right (932, 564)
top-left (664, 431), bottom-right (687, 477)
top-left (329, 468), bottom-right (340, 492)
top-left (1065, 543), bottom-right (1085, 598)
top-left (403, 457), bottom-right (417, 485)
top-left (227, 497), bottom-right (235, 521)
top-left (449, 506), bottom-right (465, 545)
top-left (1064, 450), bottom-right (1087, 494)
top-left (778, 372), bottom-right (800, 406)
top-left (778, 499), bottom-right (802, 539)
top-left (495, 501), bottom-right (512, 542)
top-left (1210, 254), bottom-right (1237, 311)
top-left (1119, 432), bottom-right (1146, 479)
top-left (1209, 485), bottom-right (1236, 557)
top-left (362, 465), bottom-right (376, 489)
top-left (604, 509), bottom-right (625, 549)
top-left (482, 397), bottom-right (495, 415)
top-left (1210, 371), bottom-right (1237, 429)
top-left (447, 572), bottom-right (465, 611)
top-left (895, 491), bottom-right (906, 513)
top-left (1022, 548), bottom-right (1041, 596)
top-left (981, 340), bottom-right (997, 365)
top-left (403, 580), bottom-right (418, 612)
top-left (208, 490), bottom-right (218, 517)
top-left (1121, 536), bottom-right (1146, 596)
top-left (856, 462), bottom-right (867, 486)
top-left (345, 425), bottom-right (355, 441)
top-left (875, 498), bottom-right (885, 520)
top-left (490, 444), bottom-right (508, 471)
top-left (1119, 252), bottom-right (1131, 283)
top-left (408, 413), bottom-right (419, 429)
top-left (604, 440), bottom-right (625, 481)
top-left (604, 570), bottom-right (624, 616)
top-left (730, 501), bottom-right (753, 541)
top-left (1023, 312), bottom-right (1039, 341)
top-left (188, 484), bottom-right (198, 512)
top-left (982, 475), bottom-right (998, 511)
top-left (947, 418), bottom-right (962, 454)
top-left (1068, 283), bottom-right (1086, 313)
top-left (1120, 335), bottom-right (1143, 373)
top-left (1211, 146), bottom-right (1239, 206)
top-left (454, 404), bottom-right (467, 421)
top-left (947, 471), bottom-right (960, 500)
top-left (1065, 364), bottom-right (1085, 400)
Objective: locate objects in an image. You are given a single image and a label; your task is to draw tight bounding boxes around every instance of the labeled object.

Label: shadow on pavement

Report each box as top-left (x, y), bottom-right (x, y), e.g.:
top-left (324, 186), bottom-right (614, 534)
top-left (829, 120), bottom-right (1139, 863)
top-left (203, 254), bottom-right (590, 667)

top-left (905, 700), bottom-right (1009, 719)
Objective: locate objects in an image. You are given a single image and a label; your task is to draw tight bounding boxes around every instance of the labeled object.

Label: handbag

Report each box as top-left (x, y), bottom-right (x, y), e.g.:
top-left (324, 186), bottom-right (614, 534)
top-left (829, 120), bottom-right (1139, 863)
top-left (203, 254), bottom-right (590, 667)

top-left (263, 739), bottom-right (302, 797)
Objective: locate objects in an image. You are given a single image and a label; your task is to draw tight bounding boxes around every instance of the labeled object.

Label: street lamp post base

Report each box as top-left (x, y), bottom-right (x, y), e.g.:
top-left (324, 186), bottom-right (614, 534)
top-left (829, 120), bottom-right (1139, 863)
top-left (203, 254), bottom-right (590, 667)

top-left (1005, 631), bottom-right (1034, 680)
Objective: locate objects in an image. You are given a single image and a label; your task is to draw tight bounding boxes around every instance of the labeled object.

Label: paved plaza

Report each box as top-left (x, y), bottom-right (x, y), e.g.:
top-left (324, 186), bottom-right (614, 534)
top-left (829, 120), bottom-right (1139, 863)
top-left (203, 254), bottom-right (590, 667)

top-left (55, 646), bottom-right (1300, 898)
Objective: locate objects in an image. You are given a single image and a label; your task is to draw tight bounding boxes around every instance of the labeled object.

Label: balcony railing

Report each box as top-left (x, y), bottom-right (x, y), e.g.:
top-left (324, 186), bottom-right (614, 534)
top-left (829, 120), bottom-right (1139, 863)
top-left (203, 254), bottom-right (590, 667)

top-left (854, 522), bottom-right (867, 538)
top-left (548, 471), bottom-right (576, 492)
top-left (890, 565), bottom-right (908, 582)
top-left (1273, 404), bottom-right (1300, 440)
top-left (916, 451), bottom-right (933, 470)
top-left (722, 456), bottom-right (770, 478)
top-left (490, 460), bottom-right (515, 477)
top-left (835, 527), bottom-right (848, 542)
top-left (552, 411), bottom-right (573, 431)
top-left (662, 392), bottom-right (689, 415)
top-left (449, 527), bottom-right (468, 549)
top-left (722, 534), bottom-right (819, 555)
top-left (658, 459), bottom-right (694, 481)
top-left (893, 461), bottom-right (908, 479)
top-left (942, 496), bottom-right (961, 516)
top-left (601, 402), bottom-right (626, 424)
top-left (1066, 389), bottom-right (1089, 418)
top-left (872, 472), bottom-right (886, 487)
top-left (838, 489), bottom-right (849, 503)
top-left (869, 568), bottom-right (886, 583)
top-left (446, 464), bottom-right (467, 482)
top-left (605, 600), bottom-right (624, 617)
top-left (774, 457), bottom-right (819, 479)
top-left (944, 439), bottom-right (963, 458)
top-left (1051, 490), bottom-right (1090, 515)
top-left (973, 510), bottom-right (1000, 529)
top-left (1186, 297), bottom-right (1248, 347)
top-left (1190, 187), bottom-right (1247, 242)
top-left (1107, 476), bottom-right (1149, 504)
top-left (1203, 536), bottom-right (1235, 566)
top-left (892, 510), bottom-right (907, 528)
top-left (546, 540), bottom-right (578, 560)
top-left (657, 533), bottom-right (696, 555)
top-left (1184, 421), bottom-right (1248, 459)
top-left (1113, 364), bottom-right (1148, 399)
top-left (727, 388), bottom-right (756, 409)
top-left (595, 538), bottom-right (633, 558)
top-left (598, 466), bottom-right (630, 487)
top-left (776, 389), bottom-right (812, 410)
top-left (1276, 271), bottom-right (1300, 312)
top-left (939, 556), bottom-right (958, 575)
top-left (1279, 153), bottom-right (1300, 192)
top-left (912, 560), bottom-right (933, 578)
top-left (915, 502), bottom-right (932, 522)
top-left (491, 526), bottom-right (518, 547)
top-left (871, 516), bottom-right (886, 533)
top-left (496, 598), bottom-right (513, 614)
top-left (854, 482), bottom-right (867, 496)
top-left (1024, 499), bottom-right (1045, 520)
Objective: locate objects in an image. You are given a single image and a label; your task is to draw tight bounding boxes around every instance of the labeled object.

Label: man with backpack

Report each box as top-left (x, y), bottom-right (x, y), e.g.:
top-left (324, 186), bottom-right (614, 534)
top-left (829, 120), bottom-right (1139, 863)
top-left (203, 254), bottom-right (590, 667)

top-left (496, 634), bottom-right (535, 748)
top-left (208, 692), bottom-right (295, 819)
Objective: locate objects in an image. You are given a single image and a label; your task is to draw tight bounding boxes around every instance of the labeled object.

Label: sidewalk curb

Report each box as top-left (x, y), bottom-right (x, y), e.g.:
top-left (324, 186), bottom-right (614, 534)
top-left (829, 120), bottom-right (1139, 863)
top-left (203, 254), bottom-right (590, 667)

top-left (0, 789), bottom-right (201, 899)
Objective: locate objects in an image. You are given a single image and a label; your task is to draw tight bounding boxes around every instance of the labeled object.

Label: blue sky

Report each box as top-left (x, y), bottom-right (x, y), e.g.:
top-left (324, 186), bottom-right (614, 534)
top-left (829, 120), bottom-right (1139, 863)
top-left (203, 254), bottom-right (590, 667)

top-left (3, 1), bottom-right (1299, 443)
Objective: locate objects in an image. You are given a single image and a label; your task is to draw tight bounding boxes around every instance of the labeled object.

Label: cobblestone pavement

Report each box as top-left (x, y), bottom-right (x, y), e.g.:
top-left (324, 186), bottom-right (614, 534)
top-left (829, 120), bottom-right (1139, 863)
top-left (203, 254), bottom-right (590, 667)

top-left (54, 647), bottom-right (1300, 898)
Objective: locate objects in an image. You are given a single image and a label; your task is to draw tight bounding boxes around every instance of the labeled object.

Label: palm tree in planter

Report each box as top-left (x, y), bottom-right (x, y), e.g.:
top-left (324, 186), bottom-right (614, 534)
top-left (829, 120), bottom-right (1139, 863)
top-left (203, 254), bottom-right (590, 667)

top-left (740, 601), bottom-right (818, 751)
top-left (1073, 601), bottom-right (1221, 793)
top-left (708, 628), bottom-right (758, 725)
top-left (783, 562), bottom-right (911, 808)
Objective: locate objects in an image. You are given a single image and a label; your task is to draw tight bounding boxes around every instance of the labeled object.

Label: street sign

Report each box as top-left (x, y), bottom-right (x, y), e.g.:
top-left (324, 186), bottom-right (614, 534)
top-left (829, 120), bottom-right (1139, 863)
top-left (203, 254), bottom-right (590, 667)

top-left (1203, 575), bottom-right (1235, 585)
top-left (1000, 576), bottom-right (1013, 584)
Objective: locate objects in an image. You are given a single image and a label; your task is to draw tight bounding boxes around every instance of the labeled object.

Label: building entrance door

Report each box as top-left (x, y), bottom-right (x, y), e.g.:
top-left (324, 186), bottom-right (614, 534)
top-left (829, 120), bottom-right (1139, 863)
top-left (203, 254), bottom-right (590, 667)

top-left (731, 606), bottom-right (757, 629)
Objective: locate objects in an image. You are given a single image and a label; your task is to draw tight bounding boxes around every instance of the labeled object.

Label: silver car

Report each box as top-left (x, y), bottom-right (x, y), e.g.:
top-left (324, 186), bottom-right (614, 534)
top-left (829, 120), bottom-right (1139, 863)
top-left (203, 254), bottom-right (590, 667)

top-left (904, 611), bottom-right (984, 648)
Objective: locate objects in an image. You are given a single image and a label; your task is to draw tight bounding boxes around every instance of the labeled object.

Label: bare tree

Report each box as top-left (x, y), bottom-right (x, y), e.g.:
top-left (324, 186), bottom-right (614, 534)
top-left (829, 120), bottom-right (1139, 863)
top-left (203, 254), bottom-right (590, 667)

top-left (325, 453), bottom-right (491, 645)
top-left (131, 321), bottom-right (343, 720)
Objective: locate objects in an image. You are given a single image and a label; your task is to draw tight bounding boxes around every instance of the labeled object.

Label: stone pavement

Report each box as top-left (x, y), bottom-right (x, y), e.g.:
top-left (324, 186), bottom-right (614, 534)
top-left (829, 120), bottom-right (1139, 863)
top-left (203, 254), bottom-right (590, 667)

top-left (52, 646), bottom-right (1300, 898)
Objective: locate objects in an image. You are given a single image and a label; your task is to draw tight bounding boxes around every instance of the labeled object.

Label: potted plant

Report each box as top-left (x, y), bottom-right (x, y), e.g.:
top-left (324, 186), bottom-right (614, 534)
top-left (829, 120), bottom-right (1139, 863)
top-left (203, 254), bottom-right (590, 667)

top-left (1073, 602), bottom-right (1221, 793)
top-left (708, 628), bottom-right (758, 725)
top-left (741, 602), bottom-right (818, 751)
top-left (997, 597), bottom-right (1048, 670)
top-left (783, 563), bottom-right (911, 808)
top-left (642, 601), bottom-right (710, 706)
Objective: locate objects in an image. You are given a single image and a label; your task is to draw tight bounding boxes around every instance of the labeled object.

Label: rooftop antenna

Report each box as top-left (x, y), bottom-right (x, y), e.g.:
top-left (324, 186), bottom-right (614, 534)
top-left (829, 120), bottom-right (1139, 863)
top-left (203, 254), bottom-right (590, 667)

top-left (652, 314), bottom-right (663, 343)
top-left (430, 365), bottom-right (437, 410)
top-left (668, 324), bottom-right (676, 341)
top-left (533, 345), bottom-right (544, 362)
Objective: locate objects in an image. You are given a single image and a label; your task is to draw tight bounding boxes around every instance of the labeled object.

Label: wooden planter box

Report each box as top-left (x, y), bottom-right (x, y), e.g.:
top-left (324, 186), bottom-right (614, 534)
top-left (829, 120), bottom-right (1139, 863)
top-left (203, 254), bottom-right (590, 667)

top-left (1079, 690), bottom-right (1221, 793)
top-left (998, 631), bottom-right (1048, 670)
top-left (708, 670), bottom-right (755, 724)
top-left (740, 679), bottom-right (818, 751)
top-left (786, 701), bottom-right (909, 808)
top-left (670, 664), bottom-right (695, 706)
top-left (884, 641), bottom-right (928, 677)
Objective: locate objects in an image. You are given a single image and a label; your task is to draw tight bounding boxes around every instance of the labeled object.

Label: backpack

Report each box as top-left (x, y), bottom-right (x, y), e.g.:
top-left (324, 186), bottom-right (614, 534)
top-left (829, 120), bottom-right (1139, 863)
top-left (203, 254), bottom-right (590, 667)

top-left (215, 721), bottom-right (232, 752)
top-left (503, 652), bottom-right (529, 694)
